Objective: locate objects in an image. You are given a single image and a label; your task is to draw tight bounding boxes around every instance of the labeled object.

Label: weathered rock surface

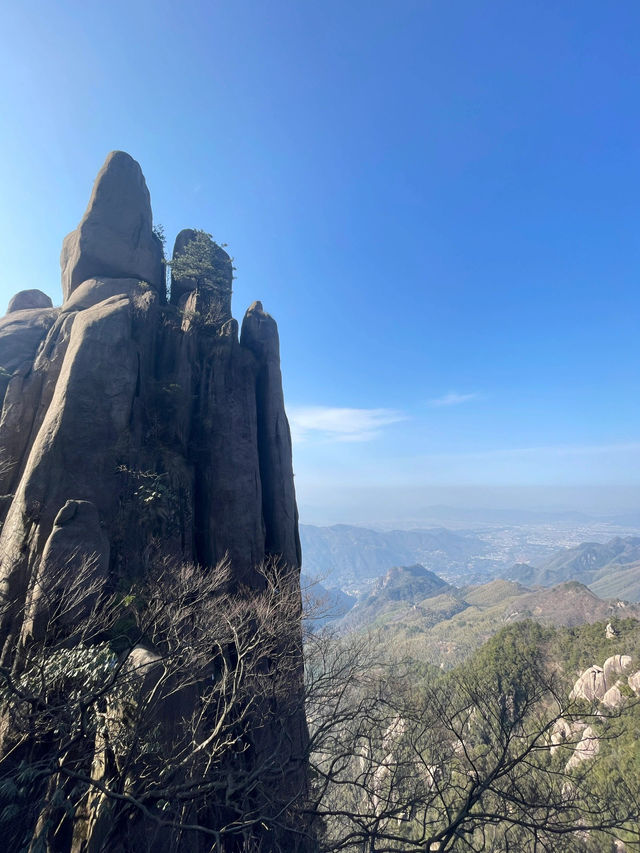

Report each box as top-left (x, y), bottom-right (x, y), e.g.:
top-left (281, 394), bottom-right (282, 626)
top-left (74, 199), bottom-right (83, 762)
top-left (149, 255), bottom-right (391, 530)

top-left (570, 665), bottom-right (607, 702)
top-left (61, 275), bottom-right (144, 312)
top-left (565, 725), bottom-right (599, 770)
top-left (60, 151), bottom-right (163, 299)
top-left (571, 655), bottom-right (634, 703)
top-left (20, 499), bottom-right (109, 646)
top-left (0, 306), bottom-right (58, 405)
top-left (171, 229), bottom-right (232, 304)
top-left (170, 228), bottom-right (234, 332)
top-left (602, 683), bottom-right (624, 708)
top-left (241, 301), bottom-right (301, 569)
top-left (7, 289), bottom-right (52, 313)
top-left (0, 153), bottom-right (306, 851)
top-left (603, 653), bottom-right (633, 685)
top-left (628, 670), bottom-right (640, 695)
top-left (550, 718), bottom-right (586, 754)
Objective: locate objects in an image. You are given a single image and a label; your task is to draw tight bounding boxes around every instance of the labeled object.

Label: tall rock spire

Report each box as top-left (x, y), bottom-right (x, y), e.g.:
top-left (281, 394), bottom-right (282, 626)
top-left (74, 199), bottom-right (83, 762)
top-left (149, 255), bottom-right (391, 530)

top-left (0, 153), bottom-right (308, 852)
top-left (60, 151), bottom-right (164, 300)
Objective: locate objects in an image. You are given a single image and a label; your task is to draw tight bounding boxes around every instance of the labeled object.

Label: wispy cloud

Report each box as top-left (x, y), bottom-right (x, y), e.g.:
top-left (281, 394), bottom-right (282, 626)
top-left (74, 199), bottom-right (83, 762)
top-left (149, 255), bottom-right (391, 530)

top-left (288, 406), bottom-right (405, 443)
top-left (428, 391), bottom-right (480, 408)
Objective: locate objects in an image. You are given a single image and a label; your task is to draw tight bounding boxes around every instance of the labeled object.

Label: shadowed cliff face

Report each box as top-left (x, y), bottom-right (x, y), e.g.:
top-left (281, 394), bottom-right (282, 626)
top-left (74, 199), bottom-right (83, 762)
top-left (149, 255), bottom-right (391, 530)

top-left (0, 152), bottom-right (306, 850)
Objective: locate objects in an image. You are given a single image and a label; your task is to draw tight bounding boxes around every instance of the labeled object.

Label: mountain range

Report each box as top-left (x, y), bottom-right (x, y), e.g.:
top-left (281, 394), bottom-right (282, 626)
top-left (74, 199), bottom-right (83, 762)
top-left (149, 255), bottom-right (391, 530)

top-left (332, 563), bottom-right (640, 668)
top-left (505, 536), bottom-right (640, 600)
top-left (299, 523), bottom-right (492, 592)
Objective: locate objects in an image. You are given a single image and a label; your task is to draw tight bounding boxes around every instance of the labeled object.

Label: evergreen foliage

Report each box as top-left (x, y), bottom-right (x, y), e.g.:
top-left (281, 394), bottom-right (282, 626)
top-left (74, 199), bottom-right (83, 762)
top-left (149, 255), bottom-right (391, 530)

top-left (168, 229), bottom-right (233, 296)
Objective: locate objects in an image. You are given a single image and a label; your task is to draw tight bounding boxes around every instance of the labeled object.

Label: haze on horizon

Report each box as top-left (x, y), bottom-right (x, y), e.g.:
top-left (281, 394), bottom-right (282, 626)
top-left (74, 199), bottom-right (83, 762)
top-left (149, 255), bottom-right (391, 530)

top-left (1, 0), bottom-right (638, 526)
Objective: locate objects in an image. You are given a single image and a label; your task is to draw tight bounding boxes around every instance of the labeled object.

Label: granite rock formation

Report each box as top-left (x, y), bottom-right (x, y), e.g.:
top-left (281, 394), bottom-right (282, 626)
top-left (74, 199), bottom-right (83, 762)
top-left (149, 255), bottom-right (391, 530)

top-left (570, 654), bottom-right (633, 703)
top-left (6, 289), bottom-right (53, 313)
top-left (60, 151), bottom-right (164, 300)
top-left (0, 152), bottom-right (306, 851)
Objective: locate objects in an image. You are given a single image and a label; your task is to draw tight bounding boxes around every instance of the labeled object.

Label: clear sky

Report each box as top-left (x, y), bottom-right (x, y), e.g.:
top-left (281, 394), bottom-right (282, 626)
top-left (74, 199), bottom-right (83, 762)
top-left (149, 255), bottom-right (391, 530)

top-left (1, 1), bottom-right (638, 523)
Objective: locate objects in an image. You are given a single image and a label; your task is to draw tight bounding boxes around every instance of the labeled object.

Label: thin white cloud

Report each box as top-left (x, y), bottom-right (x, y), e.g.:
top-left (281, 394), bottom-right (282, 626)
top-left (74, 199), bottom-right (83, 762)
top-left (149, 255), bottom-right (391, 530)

top-left (288, 406), bottom-right (405, 443)
top-left (428, 391), bottom-right (480, 408)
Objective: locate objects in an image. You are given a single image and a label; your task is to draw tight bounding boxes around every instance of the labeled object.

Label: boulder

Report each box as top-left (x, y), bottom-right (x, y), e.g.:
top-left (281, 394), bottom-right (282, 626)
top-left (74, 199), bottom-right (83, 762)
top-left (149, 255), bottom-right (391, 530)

top-left (60, 151), bottom-right (163, 300)
top-left (0, 308), bottom-right (58, 374)
top-left (603, 654), bottom-right (633, 686)
top-left (0, 306), bottom-right (58, 405)
top-left (571, 656), bottom-right (637, 707)
top-left (565, 725), bottom-right (599, 770)
top-left (7, 290), bottom-right (52, 313)
top-left (570, 665), bottom-right (607, 702)
top-left (628, 671), bottom-right (640, 695)
top-left (602, 684), bottom-right (624, 708)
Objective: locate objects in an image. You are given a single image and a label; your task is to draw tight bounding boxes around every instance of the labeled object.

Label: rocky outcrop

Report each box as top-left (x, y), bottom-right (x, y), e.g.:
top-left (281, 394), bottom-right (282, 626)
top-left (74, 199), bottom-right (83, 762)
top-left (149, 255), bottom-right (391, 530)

top-left (0, 152), bottom-right (306, 851)
top-left (603, 654), bottom-right (633, 685)
top-left (241, 301), bottom-right (301, 569)
top-left (60, 151), bottom-right (164, 300)
top-left (564, 653), bottom-right (639, 775)
top-left (7, 290), bottom-right (52, 313)
top-left (550, 718), bottom-right (586, 754)
top-left (565, 725), bottom-right (599, 770)
top-left (628, 670), bottom-right (640, 694)
top-left (570, 655), bottom-right (634, 703)
top-left (0, 152), bottom-right (301, 633)
top-left (170, 229), bottom-right (233, 308)
top-left (570, 665), bottom-right (607, 702)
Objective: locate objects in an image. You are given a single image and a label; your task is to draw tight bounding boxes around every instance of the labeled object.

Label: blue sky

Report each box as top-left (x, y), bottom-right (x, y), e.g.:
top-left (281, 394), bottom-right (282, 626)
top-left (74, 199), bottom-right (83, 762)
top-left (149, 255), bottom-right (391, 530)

top-left (1, 1), bottom-right (638, 522)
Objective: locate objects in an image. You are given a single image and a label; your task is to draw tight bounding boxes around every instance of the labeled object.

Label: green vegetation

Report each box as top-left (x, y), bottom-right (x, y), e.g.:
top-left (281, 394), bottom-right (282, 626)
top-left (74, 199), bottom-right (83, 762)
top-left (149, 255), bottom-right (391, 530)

top-left (338, 569), bottom-right (640, 671)
top-left (3, 550), bottom-right (640, 851)
top-left (168, 229), bottom-right (233, 296)
top-left (307, 617), bottom-right (640, 851)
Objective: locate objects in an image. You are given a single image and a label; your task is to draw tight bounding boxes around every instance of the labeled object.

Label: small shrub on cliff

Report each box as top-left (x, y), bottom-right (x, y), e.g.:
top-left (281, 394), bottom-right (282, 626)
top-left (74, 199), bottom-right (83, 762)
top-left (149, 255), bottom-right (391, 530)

top-left (168, 229), bottom-right (233, 295)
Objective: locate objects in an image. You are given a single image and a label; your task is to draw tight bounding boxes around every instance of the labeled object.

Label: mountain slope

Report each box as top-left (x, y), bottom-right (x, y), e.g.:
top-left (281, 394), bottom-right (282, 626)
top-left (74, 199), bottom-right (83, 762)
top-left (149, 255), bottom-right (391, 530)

top-left (589, 561), bottom-right (640, 601)
top-left (336, 568), bottom-right (640, 668)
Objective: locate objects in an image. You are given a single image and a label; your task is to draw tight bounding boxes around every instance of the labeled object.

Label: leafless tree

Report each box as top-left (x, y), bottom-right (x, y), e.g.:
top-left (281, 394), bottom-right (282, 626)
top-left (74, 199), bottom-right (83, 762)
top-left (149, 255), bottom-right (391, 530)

top-left (0, 556), bottom-right (311, 853)
top-left (1, 564), bottom-right (639, 853)
top-left (303, 624), bottom-right (640, 853)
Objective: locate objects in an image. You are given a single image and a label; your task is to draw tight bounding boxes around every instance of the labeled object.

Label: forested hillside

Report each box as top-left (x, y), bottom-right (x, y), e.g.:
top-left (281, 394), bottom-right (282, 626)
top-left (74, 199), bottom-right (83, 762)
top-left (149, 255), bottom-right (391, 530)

top-left (328, 562), bottom-right (640, 669)
top-left (306, 615), bottom-right (640, 851)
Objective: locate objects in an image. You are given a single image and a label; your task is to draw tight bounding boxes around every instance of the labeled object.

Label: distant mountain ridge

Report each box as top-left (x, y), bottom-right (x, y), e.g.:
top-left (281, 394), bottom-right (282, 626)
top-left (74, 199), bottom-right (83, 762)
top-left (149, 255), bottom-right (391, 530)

top-left (299, 523), bottom-right (489, 591)
top-left (506, 536), bottom-right (640, 600)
